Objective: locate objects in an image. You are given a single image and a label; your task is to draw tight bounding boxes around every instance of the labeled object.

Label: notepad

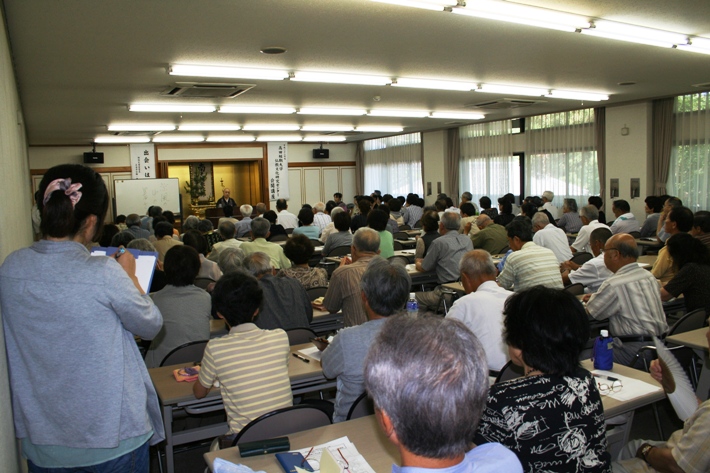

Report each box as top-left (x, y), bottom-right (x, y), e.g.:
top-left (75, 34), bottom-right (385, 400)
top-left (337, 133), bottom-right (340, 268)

top-left (91, 246), bottom-right (158, 295)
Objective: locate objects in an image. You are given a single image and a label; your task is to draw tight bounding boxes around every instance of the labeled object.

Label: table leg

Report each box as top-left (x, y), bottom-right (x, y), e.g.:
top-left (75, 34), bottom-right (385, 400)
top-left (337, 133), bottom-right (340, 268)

top-left (163, 404), bottom-right (174, 473)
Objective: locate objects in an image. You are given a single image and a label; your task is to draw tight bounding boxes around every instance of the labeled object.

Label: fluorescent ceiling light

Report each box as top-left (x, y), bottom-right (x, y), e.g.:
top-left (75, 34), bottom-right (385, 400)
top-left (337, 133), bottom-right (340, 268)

top-left (292, 71), bottom-right (391, 86)
top-left (677, 37), bottom-right (710, 55)
top-left (355, 126), bottom-right (405, 132)
top-left (298, 108), bottom-right (367, 116)
top-left (219, 106), bottom-right (296, 114)
top-left (94, 135), bottom-right (151, 144)
top-left (368, 109), bottom-right (430, 118)
top-left (242, 124), bottom-right (300, 131)
top-left (452, 1), bottom-right (590, 32)
top-left (370, 0), bottom-right (456, 11)
top-left (392, 78), bottom-right (477, 91)
top-left (206, 136), bottom-right (256, 142)
top-left (430, 112), bottom-right (485, 120)
top-left (477, 84), bottom-right (548, 97)
top-left (178, 125), bottom-right (241, 131)
top-left (581, 21), bottom-right (687, 48)
top-left (302, 136), bottom-right (348, 142)
top-left (152, 135), bottom-right (205, 143)
top-left (107, 124), bottom-right (175, 132)
top-left (256, 135), bottom-right (303, 142)
top-left (169, 64), bottom-right (288, 80)
top-left (129, 104), bottom-right (216, 113)
top-left (548, 90), bottom-right (609, 101)
top-left (301, 125), bottom-right (354, 132)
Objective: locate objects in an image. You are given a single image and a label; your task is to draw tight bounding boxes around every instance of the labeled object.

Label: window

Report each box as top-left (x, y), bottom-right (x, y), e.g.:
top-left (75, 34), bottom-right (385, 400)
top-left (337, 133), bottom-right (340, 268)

top-left (668, 92), bottom-right (710, 211)
top-left (363, 133), bottom-right (423, 196)
top-left (525, 109), bottom-right (599, 206)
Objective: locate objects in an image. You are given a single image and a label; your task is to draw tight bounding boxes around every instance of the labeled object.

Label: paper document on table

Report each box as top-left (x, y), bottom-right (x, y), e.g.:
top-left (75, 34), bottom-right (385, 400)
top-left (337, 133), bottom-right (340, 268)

top-left (299, 346), bottom-right (323, 362)
top-left (593, 370), bottom-right (662, 401)
top-left (291, 436), bottom-right (375, 473)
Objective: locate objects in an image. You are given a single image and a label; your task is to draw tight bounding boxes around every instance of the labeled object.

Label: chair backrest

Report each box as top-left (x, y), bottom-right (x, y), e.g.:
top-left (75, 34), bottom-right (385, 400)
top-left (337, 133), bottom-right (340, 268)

top-left (388, 255), bottom-right (410, 267)
top-left (628, 231), bottom-right (641, 239)
top-left (496, 245), bottom-right (510, 254)
top-left (306, 286), bottom-right (329, 301)
top-left (413, 219), bottom-right (422, 228)
top-left (310, 239), bottom-right (324, 246)
top-left (269, 233), bottom-right (289, 242)
top-left (393, 232), bottom-right (410, 240)
top-left (398, 224), bottom-right (411, 231)
top-left (564, 283), bottom-right (585, 296)
top-left (285, 227), bottom-right (294, 234)
top-left (392, 240), bottom-right (403, 251)
top-left (194, 277), bottom-right (216, 290)
top-left (570, 251), bottom-right (593, 265)
top-left (346, 392), bottom-right (375, 421)
top-left (325, 246), bottom-right (351, 257)
top-left (232, 405), bottom-right (332, 446)
top-left (285, 327), bottom-right (318, 346)
top-left (668, 308), bottom-right (707, 336)
top-left (494, 360), bottom-right (524, 384)
top-left (159, 340), bottom-right (209, 367)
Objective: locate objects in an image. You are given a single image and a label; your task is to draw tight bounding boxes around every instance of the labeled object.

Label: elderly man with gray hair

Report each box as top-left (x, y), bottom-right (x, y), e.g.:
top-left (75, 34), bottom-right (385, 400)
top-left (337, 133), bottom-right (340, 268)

top-left (446, 250), bottom-right (511, 372)
top-left (414, 211), bottom-right (473, 311)
top-left (217, 247), bottom-right (245, 275)
top-left (243, 252), bottom-right (312, 330)
top-left (239, 217), bottom-right (291, 270)
top-left (234, 204), bottom-right (254, 238)
top-left (321, 258), bottom-right (411, 422)
top-left (541, 190), bottom-right (560, 219)
top-left (364, 316), bottom-right (523, 472)
top-left (531, 211), bottom-right (572, 263)
top-left (312, 201), bottom-right (332, 232)
top-left (319, 227), bottom-right (381, 327)
top-left (207, 220), bottom-right (242, 262)
top-left (570, 204), bottom-right (610, 253)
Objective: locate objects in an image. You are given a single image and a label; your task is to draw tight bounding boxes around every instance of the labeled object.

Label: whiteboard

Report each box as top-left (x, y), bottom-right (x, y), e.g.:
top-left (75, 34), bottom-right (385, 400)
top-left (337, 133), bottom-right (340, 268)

top-left (114, 178), bottom-right (181, 216)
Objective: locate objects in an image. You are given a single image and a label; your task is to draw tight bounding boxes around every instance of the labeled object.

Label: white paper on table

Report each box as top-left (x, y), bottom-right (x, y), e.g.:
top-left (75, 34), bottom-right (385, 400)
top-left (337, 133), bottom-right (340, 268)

top-left (291, 437), bottom-right (376, 473)
top-left (298, 345), bottom-right (323, 362)
top-left (592, 369), bottom-right (662, 401)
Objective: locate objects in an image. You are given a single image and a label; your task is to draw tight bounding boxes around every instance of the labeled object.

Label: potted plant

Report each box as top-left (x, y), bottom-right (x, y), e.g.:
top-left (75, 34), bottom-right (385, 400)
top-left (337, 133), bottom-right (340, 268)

top-left (184, 164), bottom-right (207, 205)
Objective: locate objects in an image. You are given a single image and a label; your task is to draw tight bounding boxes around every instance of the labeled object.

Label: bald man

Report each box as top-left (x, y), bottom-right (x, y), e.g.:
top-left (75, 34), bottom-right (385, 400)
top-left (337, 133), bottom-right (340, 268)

top-left (584, 234), bottom-right (668, 365)
top-left (467, 214), bottom-right (508, 254)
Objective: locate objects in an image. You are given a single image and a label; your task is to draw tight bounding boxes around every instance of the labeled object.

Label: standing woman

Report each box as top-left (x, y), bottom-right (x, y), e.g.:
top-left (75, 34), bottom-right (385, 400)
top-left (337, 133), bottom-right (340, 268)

top-left (0, 164), bottom-right (164, 472)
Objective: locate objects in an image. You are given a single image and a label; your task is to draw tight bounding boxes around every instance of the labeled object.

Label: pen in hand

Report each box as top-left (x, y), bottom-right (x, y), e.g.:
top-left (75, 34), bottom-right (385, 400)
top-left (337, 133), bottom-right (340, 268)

top-left (292, 353), bottom-right (310, 363)
top-left (115, 247), bottom-right (126, 259)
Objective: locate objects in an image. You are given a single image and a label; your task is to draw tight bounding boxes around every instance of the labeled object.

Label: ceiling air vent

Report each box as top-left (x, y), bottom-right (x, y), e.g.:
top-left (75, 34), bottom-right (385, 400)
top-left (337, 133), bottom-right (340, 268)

top-left (466, 98), bottom-right (540, 110)
top-left (161, 82), bottom-right (255, 98)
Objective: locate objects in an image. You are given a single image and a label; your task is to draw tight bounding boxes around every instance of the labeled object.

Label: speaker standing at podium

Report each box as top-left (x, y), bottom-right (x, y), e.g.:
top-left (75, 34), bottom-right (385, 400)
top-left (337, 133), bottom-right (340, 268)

top-left (216, 188), bottom-right (236, 211)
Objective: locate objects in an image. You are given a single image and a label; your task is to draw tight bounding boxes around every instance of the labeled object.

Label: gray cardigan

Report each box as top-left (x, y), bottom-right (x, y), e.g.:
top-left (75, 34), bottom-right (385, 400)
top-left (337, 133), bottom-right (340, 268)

top-left (0, 240), bottom-right (165, 448)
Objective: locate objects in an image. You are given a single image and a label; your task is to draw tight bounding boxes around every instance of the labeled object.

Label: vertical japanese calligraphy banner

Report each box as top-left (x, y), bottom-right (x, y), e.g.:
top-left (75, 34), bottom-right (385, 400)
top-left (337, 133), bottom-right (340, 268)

top-left (130, 143), bottom-right (156, 179)
top-left (267, 142), bottom-right (289, 200)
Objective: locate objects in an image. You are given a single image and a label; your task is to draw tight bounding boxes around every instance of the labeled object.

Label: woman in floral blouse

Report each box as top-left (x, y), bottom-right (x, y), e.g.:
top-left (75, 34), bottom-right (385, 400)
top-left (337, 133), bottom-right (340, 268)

top-left (277, 234), bottom-right (328, 289)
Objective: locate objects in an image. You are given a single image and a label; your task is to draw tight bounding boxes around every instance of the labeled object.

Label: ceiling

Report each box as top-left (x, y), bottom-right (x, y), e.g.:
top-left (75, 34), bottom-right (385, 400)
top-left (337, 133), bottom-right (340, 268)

top-left (3, 0), bottom-right (710, 146)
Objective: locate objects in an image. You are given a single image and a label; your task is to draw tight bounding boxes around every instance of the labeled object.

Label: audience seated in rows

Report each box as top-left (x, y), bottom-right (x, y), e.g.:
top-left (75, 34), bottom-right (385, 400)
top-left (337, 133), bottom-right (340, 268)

top-left (459, 202), bottom-right (479, 235)
top-left (556, 198), bottom-right (583, 234)
top-left (217, 247), bottom-right (244, 275)
top-left (414, 211), bottom-right (441, 259)
top-left (126, 213), bottom-right (151, 240)
top-left (640, 195), bottom-right (662, 238)
top-left (387, 197), bottom-right (404, 226)
top-left (588, 195), bottom-right (606, 225)
top-left (661, 232), bottom-right (710, 315)
top-left (692, 211), bottom-right (710, 250)
top-left (312, 201), bottom-right (332, 232)
top-left (493, 197), bottom-right (515, 227)
top-left (153, 221), bottom-right (183, 263)
top-left (651, 206), bottom-right (693, 284)
top-left (541, 190), bottom-right (560, 220)
top-left (467, 214), bottom-right (507, 255)
top-left (234, 204), bottom-right (253, 239)
top-left (321, 209), bottom-right (352, 256)
top-left (263, 210), bottom-right (287, 241)
top-left (240, 217), bottom-right (291, 270)
top-left (402, 193), bottom-right (423, 227)
top-left (532, 211), bottom-right (572, 263)
top-left (182, 230), bottom-right (222, 281)
top-left (561, 227), bottom-right (613, 293)
top-left (610, 199), bottom-right (639, 235)
top-left (657, 196), bottom-right (682, 243)
top-left (350, 197), bottom-right (372, 233)
top-left (275, 199), bottom-right (298, 229)
top-left (321, 258), bottom-right (410, 422)
top-left (207, 221), bottom-right (241, 262)
top-left (571, 204), bottom-right (609, 253)
top-left (292, 207), bottom-right (321, 240)
top-left (277, 234), bottom-right (328, 289)
top-left (367, 209), bottom-right (394, 259)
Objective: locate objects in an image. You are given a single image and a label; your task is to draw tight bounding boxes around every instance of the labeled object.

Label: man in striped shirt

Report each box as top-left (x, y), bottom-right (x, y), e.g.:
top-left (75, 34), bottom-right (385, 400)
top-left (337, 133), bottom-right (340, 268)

top-left (193, 272), bottom-right (292, 443)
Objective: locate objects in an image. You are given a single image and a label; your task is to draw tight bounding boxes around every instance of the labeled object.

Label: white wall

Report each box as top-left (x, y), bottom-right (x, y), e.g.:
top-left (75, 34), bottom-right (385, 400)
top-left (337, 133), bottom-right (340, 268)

top-left (421, 130), bottom-right (447, 206)
top-left (0, 5), bottom-right (29, 471)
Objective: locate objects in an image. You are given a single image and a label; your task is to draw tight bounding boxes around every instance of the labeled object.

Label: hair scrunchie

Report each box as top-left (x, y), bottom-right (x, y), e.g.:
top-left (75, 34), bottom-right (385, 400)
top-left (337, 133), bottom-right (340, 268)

top-left (43, 178), bottom-right (83, 208)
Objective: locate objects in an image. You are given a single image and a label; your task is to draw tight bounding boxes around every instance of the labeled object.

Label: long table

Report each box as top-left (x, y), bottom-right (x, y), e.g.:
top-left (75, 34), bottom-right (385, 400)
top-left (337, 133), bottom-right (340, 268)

top-left (204, 360), bottom-right (663, 472)
top-left (150, 343), bottom-right (334, 473)
top-left (665, 327), bottom-right (709, 401)
top-left (209, 309), bottom-right (343, 338)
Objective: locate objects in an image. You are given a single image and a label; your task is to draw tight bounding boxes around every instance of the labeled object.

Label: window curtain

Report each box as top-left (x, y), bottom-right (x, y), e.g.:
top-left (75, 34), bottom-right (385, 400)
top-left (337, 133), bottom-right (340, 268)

top-left (445, 128), bottom-right (460, 203)
top-left (459, 120), bottom-right (515, 206)
top-left (525, 109), bottom-right (598, 206)
top-left (355, 141), bottom-right (365, 195)
top-left (652, 98), bottom-right (675, 195)
top-left (594, 107), bottom-right (606, 203)
top-left (363, 133), bottom-right (423, 196)
top-left (668, 93), bottom-right (710, 211)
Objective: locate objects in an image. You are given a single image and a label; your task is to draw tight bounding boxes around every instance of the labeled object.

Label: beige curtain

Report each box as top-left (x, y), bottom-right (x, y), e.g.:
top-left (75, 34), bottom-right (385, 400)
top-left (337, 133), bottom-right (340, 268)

top-left (594, 107), bottom-right (606, 203)
top-left (445, 128), bottom-right (460, 203)
top-left (363, 133), bottom-right (423, 196)
top-left (652, 98), bottom-right (675, 195)
top-left (355, 141), bottom-right (365, 195)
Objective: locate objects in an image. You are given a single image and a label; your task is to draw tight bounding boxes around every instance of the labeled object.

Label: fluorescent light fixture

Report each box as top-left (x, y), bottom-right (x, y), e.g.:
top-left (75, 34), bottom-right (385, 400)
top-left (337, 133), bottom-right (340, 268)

top-left (242, 124), bottom-right (300, 131)
top-left (107, 124), bottom-right (176, 132)
top-left (548, 90), bottom-right (609, 101)
top-left (452, 1), bottom-right (590, 32)
top-left (218, 106), bottom-right (296, 114)
top-left (256, 135), bottom-right (303, 142)
top-left (298, 108), bottom-right (367, 116)
top-left (292, 71), bottom-right (391, 86)
top-left (129, 104), bottom-right (216, 113)
top-left (581, 21), bottom-right (687, 48)
top-left (370, 0), bottom-right (456, 12)
top-left (355, 126), bottom-right (405, 132)
top-left (430, 112), bottom-right (485, 120)
top-left (392, 78), bottom-right (476, 91)
top-left (301, 125), bottom-right (354, 132)
top-left (206, 135), bottom-right (256, 142)
top-left (94, 135), bottom-right (151, 144)
top-left (677, 37), bottom-right (710, 55)
top-left (169, 64), bottom-right (288, 80)
top-left (368, 109), bottom-right (430, 118)
top-left (177, 125), bottom-right (241, 131)
top-left (477, 84), bottom-right (548, 97)
top-left (152, 135), bottom-right (205, 143)
top-left (302, 135), bottom-right (348, 142)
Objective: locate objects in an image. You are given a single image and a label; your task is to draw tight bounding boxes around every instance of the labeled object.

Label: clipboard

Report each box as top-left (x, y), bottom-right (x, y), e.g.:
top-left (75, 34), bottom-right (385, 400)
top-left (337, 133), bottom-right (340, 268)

top-left (91, 246), bottom-right (158, 295)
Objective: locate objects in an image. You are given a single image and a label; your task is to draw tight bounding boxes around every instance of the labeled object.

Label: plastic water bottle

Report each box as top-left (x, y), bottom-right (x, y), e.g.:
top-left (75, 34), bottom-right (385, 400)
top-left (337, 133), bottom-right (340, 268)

top-left (593, 329), bottom-right (614, 370)
top-left (406, 292), bottom-right (419, 316)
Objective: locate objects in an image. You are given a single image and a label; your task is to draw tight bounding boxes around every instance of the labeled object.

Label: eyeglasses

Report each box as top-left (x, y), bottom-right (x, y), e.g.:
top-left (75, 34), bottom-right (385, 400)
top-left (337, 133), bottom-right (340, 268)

top-left (597, 379), bottom-right (623, 395)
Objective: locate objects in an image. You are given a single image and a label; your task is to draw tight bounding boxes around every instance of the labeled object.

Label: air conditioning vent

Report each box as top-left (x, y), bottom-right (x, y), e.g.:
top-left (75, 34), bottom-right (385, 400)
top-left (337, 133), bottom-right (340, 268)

top-left (466, 98), bottom-right (540, 109)
top-left (161, 82), bottom-right (255, 98)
